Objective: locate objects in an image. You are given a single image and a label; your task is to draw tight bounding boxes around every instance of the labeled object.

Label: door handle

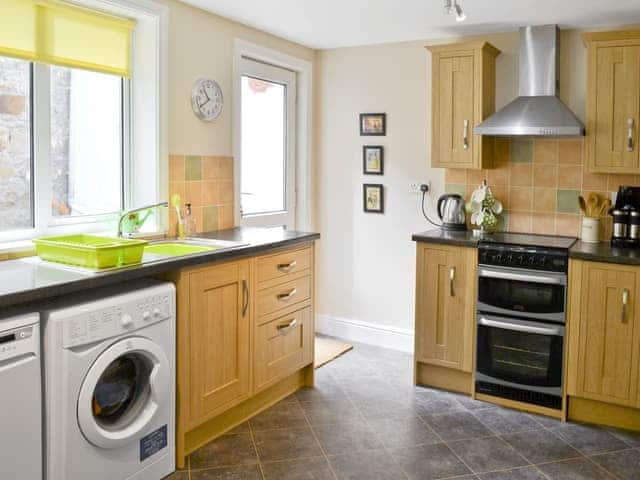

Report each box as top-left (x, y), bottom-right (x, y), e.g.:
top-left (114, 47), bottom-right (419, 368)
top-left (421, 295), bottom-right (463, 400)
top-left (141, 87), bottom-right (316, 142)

top-left (463, 120), bottom-right (469, 150)
top-left (622, 288), bottom-right (630, 323)
top-left (277, 260), bottom-right (297, 273)
top-left (449, 267), bottom-right (456, 297)
top-left (242, 279), bottom-right (249, 317)
top-left (277, 318), bottom-right (298, 335)
top-left (628, 118), bottom-right (635, 152)
top-left (478, 316), bottom-right (564, 336)
top-left (277, 288), bottom-right (297, 301)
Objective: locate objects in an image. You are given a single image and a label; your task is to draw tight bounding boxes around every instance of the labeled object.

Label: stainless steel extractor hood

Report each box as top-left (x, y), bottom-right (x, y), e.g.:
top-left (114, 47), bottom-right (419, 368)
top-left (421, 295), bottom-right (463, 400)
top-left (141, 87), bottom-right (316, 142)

top-left (475, 25), bottom-right (584, 137)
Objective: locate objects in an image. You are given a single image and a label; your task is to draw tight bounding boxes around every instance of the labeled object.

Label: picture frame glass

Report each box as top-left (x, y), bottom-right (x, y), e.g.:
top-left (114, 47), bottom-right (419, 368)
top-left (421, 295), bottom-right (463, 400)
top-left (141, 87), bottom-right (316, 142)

top-left (360, 114), bottom-right (385, 135)
top-left (364, 147), bottom-right (382, 173)
top-left (364, 185), bottom-right (383, 212)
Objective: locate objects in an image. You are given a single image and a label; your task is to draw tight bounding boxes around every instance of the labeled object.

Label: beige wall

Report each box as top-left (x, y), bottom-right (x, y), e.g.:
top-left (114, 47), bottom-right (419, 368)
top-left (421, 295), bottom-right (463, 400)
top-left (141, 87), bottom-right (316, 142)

top-left (313, 29), bottom-right (599, 341)
top-left (160, 0), bottom-right (315, 156)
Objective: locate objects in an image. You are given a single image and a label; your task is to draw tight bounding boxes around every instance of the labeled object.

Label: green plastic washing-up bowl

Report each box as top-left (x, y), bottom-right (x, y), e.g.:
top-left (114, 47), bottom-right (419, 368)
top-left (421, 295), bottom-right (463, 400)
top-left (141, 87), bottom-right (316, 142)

top-left (144, 243), bottom-right (215, 257)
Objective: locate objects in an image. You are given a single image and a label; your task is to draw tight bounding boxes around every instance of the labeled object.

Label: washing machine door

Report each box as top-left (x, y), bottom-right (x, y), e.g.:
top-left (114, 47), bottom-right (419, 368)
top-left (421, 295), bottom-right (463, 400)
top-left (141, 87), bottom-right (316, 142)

top-left (77, 336), bottom-right (170, 449)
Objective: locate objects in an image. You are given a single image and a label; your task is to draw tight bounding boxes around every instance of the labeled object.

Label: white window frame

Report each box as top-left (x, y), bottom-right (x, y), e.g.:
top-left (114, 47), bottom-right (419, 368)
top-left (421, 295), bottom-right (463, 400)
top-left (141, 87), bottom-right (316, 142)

top-left (0, 0), bottom-right (168, 244)
top-left (238, 58), bottom-right (296, 229)
top-left (233, 39), bottom-right (313, 231)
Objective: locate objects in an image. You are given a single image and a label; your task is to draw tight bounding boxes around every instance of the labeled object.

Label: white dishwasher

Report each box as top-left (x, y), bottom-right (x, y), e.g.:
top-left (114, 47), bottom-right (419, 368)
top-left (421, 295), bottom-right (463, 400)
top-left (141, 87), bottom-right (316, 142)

top-left (0, 312), bottom-right (42, 480)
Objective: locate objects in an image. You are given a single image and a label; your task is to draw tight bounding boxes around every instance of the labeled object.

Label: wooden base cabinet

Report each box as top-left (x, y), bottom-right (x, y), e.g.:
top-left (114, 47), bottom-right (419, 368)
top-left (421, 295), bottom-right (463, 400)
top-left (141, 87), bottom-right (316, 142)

top-left (414, 243), bottom-right (477, 393)
top-left (166, 242), bottom-right (316, 468)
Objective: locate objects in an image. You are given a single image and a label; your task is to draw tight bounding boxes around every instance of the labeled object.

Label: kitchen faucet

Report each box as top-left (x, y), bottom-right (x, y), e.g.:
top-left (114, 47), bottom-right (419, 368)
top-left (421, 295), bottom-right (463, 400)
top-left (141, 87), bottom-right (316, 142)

top-left (117, 201), bottom-right (168, 238)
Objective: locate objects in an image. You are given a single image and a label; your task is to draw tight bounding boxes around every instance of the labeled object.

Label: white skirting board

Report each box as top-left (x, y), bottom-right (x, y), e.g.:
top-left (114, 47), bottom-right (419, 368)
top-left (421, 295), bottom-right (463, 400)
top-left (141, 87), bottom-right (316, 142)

top-left (315, 314), bottom-right (414, 353)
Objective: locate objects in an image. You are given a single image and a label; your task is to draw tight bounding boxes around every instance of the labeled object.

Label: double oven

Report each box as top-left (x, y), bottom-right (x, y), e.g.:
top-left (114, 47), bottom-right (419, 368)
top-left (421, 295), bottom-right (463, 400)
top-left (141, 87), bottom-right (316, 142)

top-left (475, 234), bottom-right (575, 410)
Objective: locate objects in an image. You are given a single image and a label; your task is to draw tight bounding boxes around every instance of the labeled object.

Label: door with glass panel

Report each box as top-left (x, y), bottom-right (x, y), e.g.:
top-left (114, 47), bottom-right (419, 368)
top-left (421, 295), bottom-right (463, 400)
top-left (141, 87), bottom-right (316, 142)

top-left (239, 58), bottom-right (296, 228)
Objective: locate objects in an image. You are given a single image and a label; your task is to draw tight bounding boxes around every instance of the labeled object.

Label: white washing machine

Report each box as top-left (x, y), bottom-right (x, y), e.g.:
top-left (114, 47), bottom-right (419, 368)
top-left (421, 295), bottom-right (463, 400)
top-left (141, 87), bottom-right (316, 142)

top-left (41, 279), bottom-right (176, 480)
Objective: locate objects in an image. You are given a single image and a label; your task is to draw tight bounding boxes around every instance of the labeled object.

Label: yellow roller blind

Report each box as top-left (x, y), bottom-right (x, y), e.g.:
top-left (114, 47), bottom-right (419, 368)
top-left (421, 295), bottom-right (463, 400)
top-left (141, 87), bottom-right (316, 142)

top-left (0, 0), bottom-right (135, 77)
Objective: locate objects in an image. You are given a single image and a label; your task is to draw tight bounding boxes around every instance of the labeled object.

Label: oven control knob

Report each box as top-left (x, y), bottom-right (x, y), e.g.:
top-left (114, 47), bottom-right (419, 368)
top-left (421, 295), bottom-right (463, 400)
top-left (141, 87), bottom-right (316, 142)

top-left (120, 314), bottom-right (133, 329)
top-left (539, 257), bottom-right (547, 266)
top-left (528, 257), bottom-right (535, 265)
top-left (517, 255), bottom-right (524, 264)
top-left (507, 254), bottom-right (514, 264)
top-left (495, 254), bottom-right (502, 263)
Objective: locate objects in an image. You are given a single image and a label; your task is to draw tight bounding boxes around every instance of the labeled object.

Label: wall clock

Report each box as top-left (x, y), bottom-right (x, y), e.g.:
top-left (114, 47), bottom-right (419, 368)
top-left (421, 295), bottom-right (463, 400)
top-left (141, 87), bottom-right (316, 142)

top-left (191, 78), bottom-right (223, 122)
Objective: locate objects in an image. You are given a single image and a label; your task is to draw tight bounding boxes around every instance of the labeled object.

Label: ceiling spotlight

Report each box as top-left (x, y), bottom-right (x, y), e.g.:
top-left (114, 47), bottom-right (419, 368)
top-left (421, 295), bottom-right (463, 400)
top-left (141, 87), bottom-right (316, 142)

top-left (443, 0), bottom-right (466, 22)
top-left (454, 2), bottom-right (466, 22)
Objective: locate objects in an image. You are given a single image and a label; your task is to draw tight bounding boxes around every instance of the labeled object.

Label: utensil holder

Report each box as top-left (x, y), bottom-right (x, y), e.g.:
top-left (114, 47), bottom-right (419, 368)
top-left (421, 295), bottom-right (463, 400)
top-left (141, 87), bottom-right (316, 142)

top-left (581, 217), bottom-right (600, 243)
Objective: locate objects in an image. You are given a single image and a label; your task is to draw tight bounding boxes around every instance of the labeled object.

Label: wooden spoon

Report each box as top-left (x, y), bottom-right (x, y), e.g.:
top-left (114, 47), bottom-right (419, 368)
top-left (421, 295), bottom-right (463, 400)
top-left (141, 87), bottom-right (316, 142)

top-left (587, 193), bottom-right (600, 217)
top-left (578, 196), bottom-right (587, 215)
top-left (598, 198), bottom-right (612, 218)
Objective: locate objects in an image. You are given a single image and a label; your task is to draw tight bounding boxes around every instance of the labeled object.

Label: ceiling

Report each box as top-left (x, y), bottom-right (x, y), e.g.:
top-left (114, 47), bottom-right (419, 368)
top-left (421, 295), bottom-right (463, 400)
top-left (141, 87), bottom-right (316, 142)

top-left (178, 0), bottom-right (640, 49)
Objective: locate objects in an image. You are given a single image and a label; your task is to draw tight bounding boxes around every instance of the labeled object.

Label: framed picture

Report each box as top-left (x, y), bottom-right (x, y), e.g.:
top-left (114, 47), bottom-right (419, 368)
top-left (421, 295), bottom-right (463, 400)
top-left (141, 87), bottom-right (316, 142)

top-left (360, 113), bottom-right (386, 136)
top-left (363, 146), bottom-right (384, 175)
top-left (363, 184), bottom-right (384, 213)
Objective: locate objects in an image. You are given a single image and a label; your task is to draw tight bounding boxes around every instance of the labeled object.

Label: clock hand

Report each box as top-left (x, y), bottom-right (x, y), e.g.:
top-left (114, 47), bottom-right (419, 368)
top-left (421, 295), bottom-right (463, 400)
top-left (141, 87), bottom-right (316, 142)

top-left (202, 88), bottom-right (211, 102)
top-left (198, 98), bottom-right (210, 109)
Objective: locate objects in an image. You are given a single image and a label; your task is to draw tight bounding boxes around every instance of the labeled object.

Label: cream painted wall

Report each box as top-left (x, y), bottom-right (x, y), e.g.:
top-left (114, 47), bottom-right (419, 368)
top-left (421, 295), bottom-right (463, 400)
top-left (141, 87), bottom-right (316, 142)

top-left (314, 29), bottom-right (592, 346)
top-left (159, 0), bottom-right (315, 156)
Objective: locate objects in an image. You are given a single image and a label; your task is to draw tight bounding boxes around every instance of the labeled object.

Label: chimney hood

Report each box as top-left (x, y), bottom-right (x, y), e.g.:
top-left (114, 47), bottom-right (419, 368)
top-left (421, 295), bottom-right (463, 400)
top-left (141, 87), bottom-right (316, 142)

top-left (474, 25), bottom-right (584, 137)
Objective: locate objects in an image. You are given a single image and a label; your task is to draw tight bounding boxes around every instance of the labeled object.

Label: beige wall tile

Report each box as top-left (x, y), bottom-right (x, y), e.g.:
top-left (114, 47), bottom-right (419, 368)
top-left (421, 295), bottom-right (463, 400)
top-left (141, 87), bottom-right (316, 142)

top-left (607, 174), bottom-right (640, 191)
top-left (495, 138), bottom-right (511, 167)
top-left (218, 205), bottom-right (234, 229)
top-left (487, 166), bottom-right (509, 186)
top-left (202, 156), bottom-right (218, 180)
top-left (169, 181), bottom-right (186, 202)
top-left (509, 187), bottom-right (533, 211)
top-left (582, 170), bottom-right (608, 191)
top-left (218, 157), bottom-right (234, 180)
top-left (558, 165), bottom-right (582, 189)
top-left (184, 181), bottom-right (203, 207)
top-left (169, 155), bottom-right (185, 182)
top-left (490, 185), bottom-right (508, 208)
top-left (445, 168), bottom-right (467, 184)
top-left (533, 164), bottom-right (558, 188)
top-left (201, 180), bottom-right (220, 206)
top-left (509, 212), bottom-right (533, 233)
top-left (509, 163), bottom-right (533, 187)
top-left (558, 140), bottom-right (583, 165)
top-left (534, 139), bottom-right (559, 164)
top-left (532, 213), bottom-right (556, 235)
top-left (219, 180), bottom-right (234, 204)
top-left (533, 188), bottom-right (556, 213)
top-left (556, 214), bottom-right (581, 237)
top-left (467, 169), bottom-right (487, 187)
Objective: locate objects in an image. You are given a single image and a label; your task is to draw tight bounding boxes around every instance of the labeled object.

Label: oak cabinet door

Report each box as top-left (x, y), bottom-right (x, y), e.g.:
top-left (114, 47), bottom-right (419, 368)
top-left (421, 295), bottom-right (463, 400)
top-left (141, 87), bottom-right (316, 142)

top-left (573, 262), bottom-right (640, 407)
top-left (585, 36), bottom-right (640, 173)
top-left (188, 260), bottom-right (251, 422)
top-left (415, 245), bottom-right (475, 372)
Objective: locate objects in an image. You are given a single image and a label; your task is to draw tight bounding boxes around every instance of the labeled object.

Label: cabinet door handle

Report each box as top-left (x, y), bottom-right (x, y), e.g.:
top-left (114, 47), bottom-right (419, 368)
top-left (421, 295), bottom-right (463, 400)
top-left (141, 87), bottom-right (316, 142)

top-left (277, 318), bottom-right (298, 335)
top-left (449, 267), bottom-right (456, 297)
top-left (463, 120), bottom-right (469, 150)
top-left (277, 288), bottom-right (297, 301)
top-left (277, 260), bottom-right (297, 273)
top-left (622, 288), bottom-right (629, 323)
top-left (628, 118), bottom-right (635, 152)
top-left (242, 279), bottom-right (249, 317)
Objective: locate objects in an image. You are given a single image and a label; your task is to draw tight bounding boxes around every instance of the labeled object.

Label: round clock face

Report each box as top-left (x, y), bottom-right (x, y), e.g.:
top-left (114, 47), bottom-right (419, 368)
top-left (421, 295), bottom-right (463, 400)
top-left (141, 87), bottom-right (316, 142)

top-left (191, 78), bottom-right (223, 122)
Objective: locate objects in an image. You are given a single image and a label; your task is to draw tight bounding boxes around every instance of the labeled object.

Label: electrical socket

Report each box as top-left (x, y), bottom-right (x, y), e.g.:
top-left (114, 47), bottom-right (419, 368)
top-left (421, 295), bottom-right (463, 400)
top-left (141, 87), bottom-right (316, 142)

top-left (410, 182), bottom-right (430, 194)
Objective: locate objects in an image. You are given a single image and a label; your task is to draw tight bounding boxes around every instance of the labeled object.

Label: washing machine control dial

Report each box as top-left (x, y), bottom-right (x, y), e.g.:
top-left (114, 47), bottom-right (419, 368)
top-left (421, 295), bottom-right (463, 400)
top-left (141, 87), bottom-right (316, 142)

top-left (120, 314), bottom-right (134, 329)
top-left (142, 310), bottom-right (151, 321)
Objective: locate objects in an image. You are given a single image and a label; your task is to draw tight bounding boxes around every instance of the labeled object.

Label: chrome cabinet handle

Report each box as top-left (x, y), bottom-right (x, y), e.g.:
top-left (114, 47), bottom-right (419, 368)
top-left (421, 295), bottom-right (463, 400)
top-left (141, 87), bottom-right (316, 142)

top-left (478, 316), bottom-right (564, 336)
top-left (277, 318), bottom-right (298, 335)
top-left (622, 288), bottom-right (630, 323)
top-left (277, 260), bottom-right (297, 273)
top-left (463, 120), bottom-right (469, 150)
top-left (277, 288), bottom-right (297, 301)
top-left (628, 118), bottom-right (635, 152)
top-left (449, 267), bottom-right (456, 297)
top-left (242, 279), bottom-right (249, 317)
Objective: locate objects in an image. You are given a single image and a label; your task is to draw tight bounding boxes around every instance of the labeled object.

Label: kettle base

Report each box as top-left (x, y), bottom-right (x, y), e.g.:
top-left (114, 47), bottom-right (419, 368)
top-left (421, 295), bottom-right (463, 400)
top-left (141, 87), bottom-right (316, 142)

top-left (441, 223), bottom-right (468, 232)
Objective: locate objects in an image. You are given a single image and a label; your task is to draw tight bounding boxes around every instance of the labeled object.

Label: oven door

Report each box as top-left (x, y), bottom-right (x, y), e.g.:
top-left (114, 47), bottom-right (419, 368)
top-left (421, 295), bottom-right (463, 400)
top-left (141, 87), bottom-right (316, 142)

top-left (476, 314), bottom-right (564, 395)
top-left (477, 266), bottom-right (566, 322)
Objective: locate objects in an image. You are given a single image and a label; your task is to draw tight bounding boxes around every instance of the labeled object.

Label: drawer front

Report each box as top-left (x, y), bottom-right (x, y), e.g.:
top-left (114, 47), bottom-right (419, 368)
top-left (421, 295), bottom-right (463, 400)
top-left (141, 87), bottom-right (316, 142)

top-left (257, 275), bottom-right (311, 318)
top-left (254, 306), bottom-right (313, 391)
top-left (257, 247), bottom-right (312, 284)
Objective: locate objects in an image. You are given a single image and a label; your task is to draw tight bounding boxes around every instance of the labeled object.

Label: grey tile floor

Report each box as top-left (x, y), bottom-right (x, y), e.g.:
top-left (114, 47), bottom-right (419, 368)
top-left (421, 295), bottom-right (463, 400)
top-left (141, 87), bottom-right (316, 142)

top-left (166, 337), bottom-right (640, 480)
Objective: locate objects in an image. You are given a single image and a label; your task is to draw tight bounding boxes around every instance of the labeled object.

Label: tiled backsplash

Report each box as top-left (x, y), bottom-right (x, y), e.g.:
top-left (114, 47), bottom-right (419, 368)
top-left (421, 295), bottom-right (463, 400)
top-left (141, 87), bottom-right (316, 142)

top-left (444, 138), bottom-right (640, 239)
top-left (169, 155), bottom-right (235, 235)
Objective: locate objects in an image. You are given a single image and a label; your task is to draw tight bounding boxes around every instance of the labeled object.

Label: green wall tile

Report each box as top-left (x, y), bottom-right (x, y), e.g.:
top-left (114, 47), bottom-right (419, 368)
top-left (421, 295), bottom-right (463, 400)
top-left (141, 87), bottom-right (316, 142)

top-left (445, 183), bottom-right (466, 197)
top-left (511, 140), bottom-right (533, 163)
top-left (556, 189), bottom-right (581, 214)
top-left (203, 205), bottom-right (219, 232)
top-left (185, 155), bottom-right (202, 181)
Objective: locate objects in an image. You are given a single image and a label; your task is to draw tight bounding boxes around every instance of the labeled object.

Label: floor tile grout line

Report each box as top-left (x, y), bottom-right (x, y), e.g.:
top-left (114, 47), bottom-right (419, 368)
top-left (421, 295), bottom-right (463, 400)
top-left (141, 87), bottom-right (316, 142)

top-left (246, 417), bottom-right (267, 480)
top-left (299, 393), bottom-right (340, 480)
top-left (583, 453), bottom-right (626, 480)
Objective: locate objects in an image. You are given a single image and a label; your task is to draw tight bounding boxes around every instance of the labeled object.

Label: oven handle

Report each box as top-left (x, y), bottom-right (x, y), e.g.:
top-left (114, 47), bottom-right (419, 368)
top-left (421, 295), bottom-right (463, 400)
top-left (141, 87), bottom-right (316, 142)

top-left (478, 267), bottom-right (566, 285)
top-left (478, 316), bottom-right (564, 336)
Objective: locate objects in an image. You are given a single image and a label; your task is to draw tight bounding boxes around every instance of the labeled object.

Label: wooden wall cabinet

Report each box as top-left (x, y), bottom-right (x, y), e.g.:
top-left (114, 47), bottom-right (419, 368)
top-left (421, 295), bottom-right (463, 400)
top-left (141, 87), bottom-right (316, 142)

top-left (567, 259), bottom-right (640, 409)
top-left (427, 41), bottom-right (500, 170)
top-left (583, 30), bottom-right (640, 174)
top-left (168, 243), bottom-right (315, 468)
top-left (414, 243), bottom-right (476, 393)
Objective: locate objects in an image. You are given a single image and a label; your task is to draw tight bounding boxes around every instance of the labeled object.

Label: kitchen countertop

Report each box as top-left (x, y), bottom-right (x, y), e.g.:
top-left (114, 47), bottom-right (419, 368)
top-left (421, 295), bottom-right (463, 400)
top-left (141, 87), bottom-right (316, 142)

top-left (0, 227), bottom-right (320, 309)
top-left (413, 228), bottom-right (640, 265)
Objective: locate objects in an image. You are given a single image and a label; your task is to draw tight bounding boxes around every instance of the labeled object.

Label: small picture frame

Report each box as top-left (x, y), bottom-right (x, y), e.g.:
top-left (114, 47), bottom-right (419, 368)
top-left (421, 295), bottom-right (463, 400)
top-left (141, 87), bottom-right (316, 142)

top-left (360, 113), bottom-right (386, 136)
top-left (363, 184), bottom-right (384, 213)
top-left (363, 146), bottom-right (384, 175)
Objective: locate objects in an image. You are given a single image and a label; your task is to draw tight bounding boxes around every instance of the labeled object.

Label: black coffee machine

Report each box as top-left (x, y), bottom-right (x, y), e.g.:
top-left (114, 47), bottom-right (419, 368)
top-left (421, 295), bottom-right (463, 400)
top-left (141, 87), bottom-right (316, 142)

top-left (611, 186), bottom-right (640, 247)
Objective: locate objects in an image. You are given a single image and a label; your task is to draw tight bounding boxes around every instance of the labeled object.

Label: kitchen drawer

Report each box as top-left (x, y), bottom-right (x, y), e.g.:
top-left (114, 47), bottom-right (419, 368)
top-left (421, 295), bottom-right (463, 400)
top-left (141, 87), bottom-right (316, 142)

top-left (256, 274), bottom-right (311, 318)
top-left (257, 247), bottom-right (311, 284)
top-left (254, 306), bottom-right (313, 392)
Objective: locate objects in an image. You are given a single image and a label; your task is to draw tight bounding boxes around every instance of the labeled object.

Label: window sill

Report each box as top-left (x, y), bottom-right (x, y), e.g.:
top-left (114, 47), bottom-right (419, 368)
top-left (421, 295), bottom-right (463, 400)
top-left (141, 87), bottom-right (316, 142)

top-left (0, 240), bottom-right (36, 258)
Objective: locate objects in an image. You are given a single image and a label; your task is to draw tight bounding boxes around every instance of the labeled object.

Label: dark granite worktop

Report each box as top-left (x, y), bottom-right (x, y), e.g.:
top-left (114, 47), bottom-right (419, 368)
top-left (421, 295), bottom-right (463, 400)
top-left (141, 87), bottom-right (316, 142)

top-left (0, 227), bottom-right (320, 309)
top-left (413, 228), bottom-right (640, 266)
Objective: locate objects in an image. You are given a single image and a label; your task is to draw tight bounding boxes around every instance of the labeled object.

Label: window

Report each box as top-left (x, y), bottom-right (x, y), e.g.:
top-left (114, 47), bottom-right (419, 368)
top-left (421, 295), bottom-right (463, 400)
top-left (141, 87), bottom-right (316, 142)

top-left (0, 56), bottom-right (126, 237)
top-left (239, 58), bottom-right (296, 229)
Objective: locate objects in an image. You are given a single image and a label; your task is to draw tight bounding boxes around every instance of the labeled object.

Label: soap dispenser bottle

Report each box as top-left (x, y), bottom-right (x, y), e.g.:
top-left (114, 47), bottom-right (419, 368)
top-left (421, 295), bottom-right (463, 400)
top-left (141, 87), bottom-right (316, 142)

top-left (183, 203), bottom-right (197, 236)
